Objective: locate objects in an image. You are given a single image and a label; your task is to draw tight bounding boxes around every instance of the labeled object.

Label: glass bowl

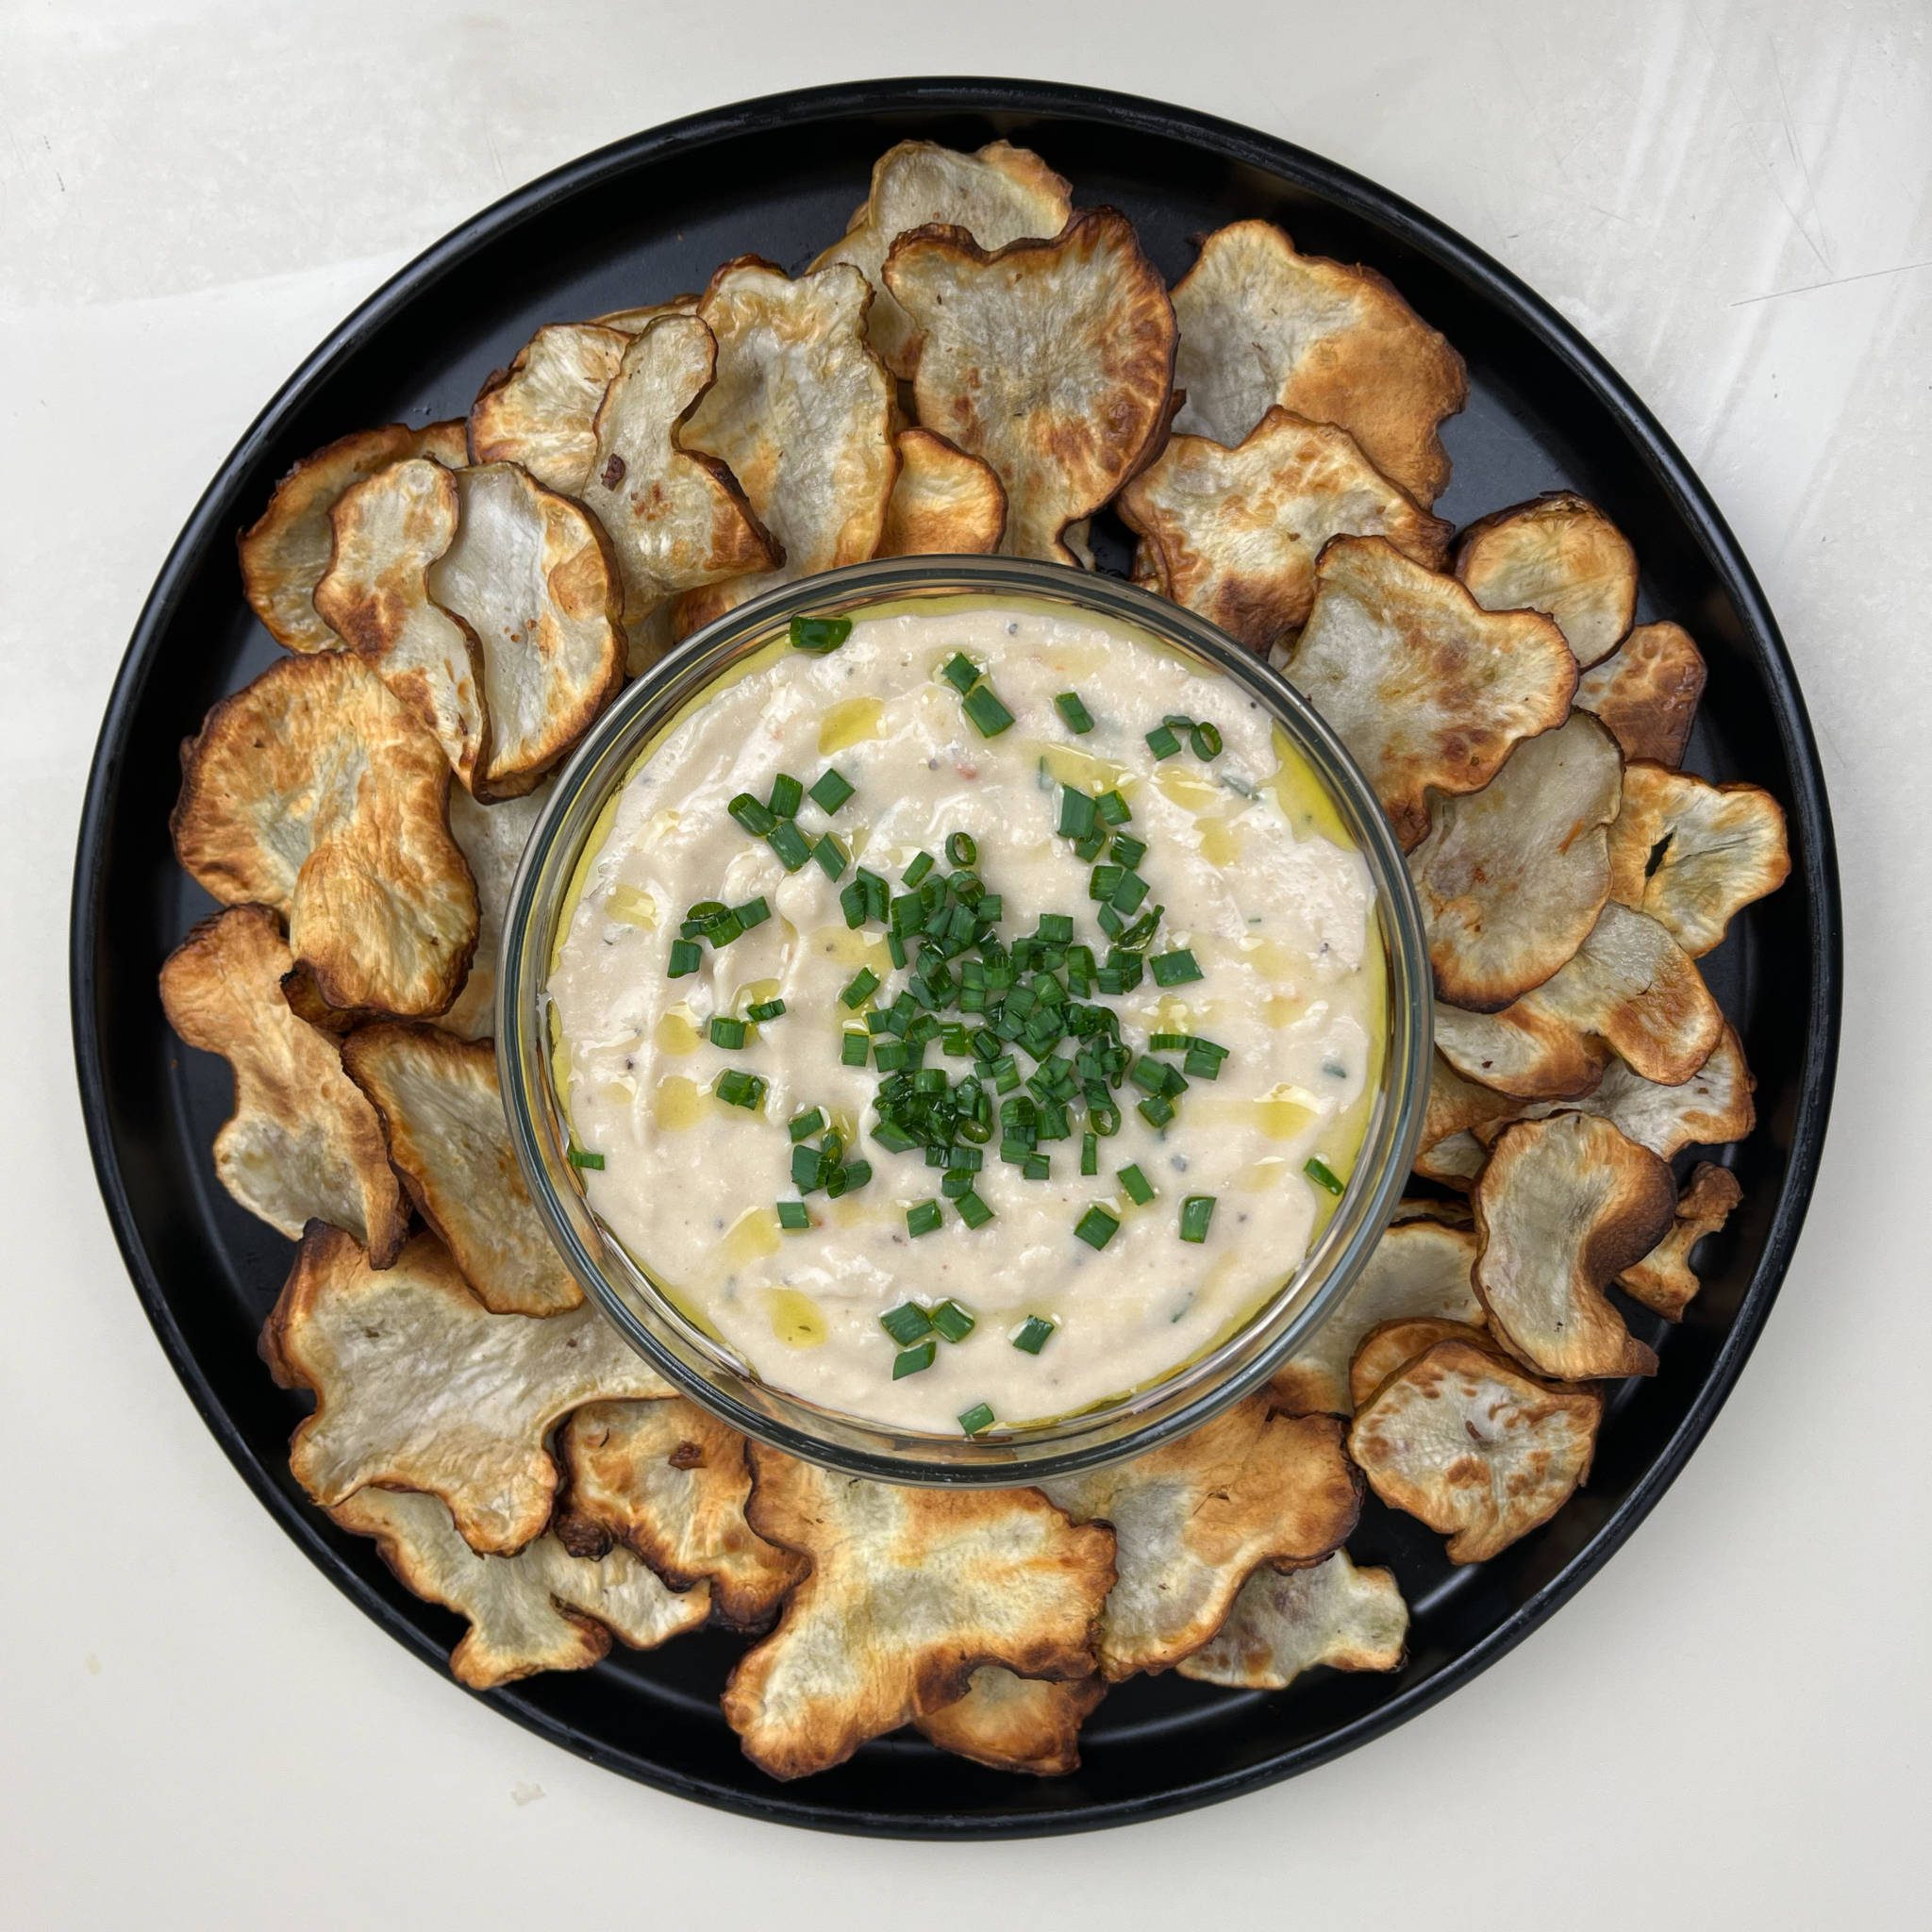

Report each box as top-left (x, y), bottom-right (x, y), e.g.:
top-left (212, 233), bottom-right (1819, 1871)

top-left (499, 557), bottom-right (1431, 1486)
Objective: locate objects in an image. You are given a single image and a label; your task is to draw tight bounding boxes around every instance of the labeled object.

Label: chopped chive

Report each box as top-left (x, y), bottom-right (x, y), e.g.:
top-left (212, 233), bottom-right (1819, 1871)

top-left (1145, 723), bottom-right (1182, 759)
top-left (1023, 1153), bottom-right (1051, 1180)
top-left (1179, 1194), bottom-right (1217, 1242)
top-left (1074, 1204), bottom-right (1120, 1250)
top-left (1305, 1156), bottom-right (1346, 1197)
top-left (1055, 691), bottom-right (1094, 734)
top-left (808, 767), bottom-right (855, 813)
top-left (1057, 786), bottom-right (1097, 838)
top-left (958, 1402), bottom-right (997, 1436)
top-left (714, 1069), bottom-right (765, 1110)
top-left (955, 1188), bottom-right (994, 1229)
top-left (906, 1200), bottom-right (942, 1239)
top-left (1110, 833), bottom-right (1147, 868)
top-left (566, 1146), bottom-right (605, 1171)
top-left (791, 614), bottom-right (853, 654)
top-left (667, 939), bottom-right (703, 978)
top-left (827, 1158), bottom-right (873, 1197)
top-left (1081, 1130), bottom-right (1098, 1176)
top-left (962, 684), bottom-right (1015, 737)
top-left (768, 772), bottom-right (804, 819)
top-left (1096, 789), bottom-right (1131, 825)
top-left (708, 1016), bottom-right (746, 1049)
top-left (812, 834), bottom-right (849, 880)
top-left (931, 1299), bottom-right (976, 1343)
top-left (747, 997), bottom-right (787, 1023)
top-left (776, 1201), bottom-right (810, 1231)
top-left (1191, 721), bottom-right (1224, 759)
top-left (904, 850), bottom-right (937, 889)
top-left (840, 967), bottom-right (880, 1008)
top-left (1012, 1315), bottom-right (1056, 1355)
top-left (941, 652), bottom-right (979, 693)
top-left (734, 895), bottom-right (771, 933)
top-left (1137, 1091), bottom-right (1176, 1129)
top-left (841, 1029), bottom-right (870, 1067)
top-left (728, 791), bottom-right (778, 835)
top-left (788, 1108), bottom-right (825, 1143)
top-left (1118, 1162), bottom-right (1155, 1205)
top-left (1150, 948), bottom-right (1203, 986)
top-left (946, 831), bottom-right (977, 868)
top-left (893, 1341), bottom-right (938, 1379)
top-left (1183, 1041), bottom-right (1224, 1078)
top-left (880, 1302), bottom-right (932, 1345)
top-left (1038, 912), bottom-right (1074, 944)
top-left (767, 821), bottom-right (812, 871)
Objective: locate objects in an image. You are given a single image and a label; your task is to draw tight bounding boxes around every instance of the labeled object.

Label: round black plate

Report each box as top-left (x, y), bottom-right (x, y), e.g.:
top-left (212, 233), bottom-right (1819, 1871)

top-left (70, 78), bottom-right (1840, 1838)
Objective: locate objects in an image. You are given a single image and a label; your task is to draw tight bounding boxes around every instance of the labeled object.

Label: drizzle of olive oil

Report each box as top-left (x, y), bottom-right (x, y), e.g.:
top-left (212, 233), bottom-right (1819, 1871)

top-left (819, 696), bottom-right (885, 754)
top-left (724, 1205), bottom-right (782, 1267)
top-left (815, 926), bottom-right (891, 972)
top-left (607, 884), bottom-right (658, 928)
top-left (1264, 727), bottom-right (1351, 844)
top-left (650, 1075), bottom-right (708, 1130)
top-left (1038, 741), bottom-right (1134, 794)
top-left (654, 1007), bottom-right (703, 1055)
top-left (763, 1287), bottom-right (827, 1348)
top-left (1197, 818), bottom-right (1242, 865)
top-left (1154, 764), bottom-right (1221, 812)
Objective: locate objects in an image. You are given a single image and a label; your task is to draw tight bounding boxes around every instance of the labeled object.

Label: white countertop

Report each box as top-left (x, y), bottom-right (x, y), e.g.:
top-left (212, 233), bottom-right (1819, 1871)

top-left (5, 4), bottom-right (1926, 1924)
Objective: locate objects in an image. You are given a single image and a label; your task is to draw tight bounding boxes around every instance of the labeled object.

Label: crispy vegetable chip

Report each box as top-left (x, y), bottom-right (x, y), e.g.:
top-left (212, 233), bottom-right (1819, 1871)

top-left (580, 314), bottom-right (776, 629)
top-left (591, 296), bottom-right (700, 331)
top-left (876, 427), bottom-right (1007, 556)
top-left (1041, 1402), bottom-right (1360, 1678)
top-left (1454, 492), bottom-right (1638, 668)
top-left (1414, 1132), bottom-right (1487, 1189)
top-left (1350, 1340), bottom-right (1603, 1561)
top-left (1576, 621), bottom-right (1707, 767)
top-left (885, 209), bottom-right (1176, 564)
top-left (269, 1225), bottom-right (672, 1554)
top-left (1285, 537), bottom-right (1577, 847)
top-left (330, 1486), bottom-right (708, 1690)
top-left (1433, 901), bottom-right (1723, 1099)
top-left (913, 1668), bottom-right (1105, 1776)
top-left (468, 323), bottom-right (630, 492)
top-left (240, 420), bottom-right (467, 652)
top-left (1270, 1219), bottom-right (1484, 1416)
top-left (811, 139), bottom-right (1073, 377)
top-left (1389, 1195), bottom-right (1474, 1228)
top-left (439, 780), bottom-right (550, 1041)
top-left (1177, 1551), bottom-right (1407, 1691)
top-left (1350, 1317), bottom-right (1497, 1411)
top-left (1409, 711), bottom-right (1624, 1008)
top-left (171, 652), bottom-right (478, 1017)
top-left (340, 1024), bottom-right (579, 1316)
top-left (1619, 1162), bottom-right (1742, 1320)
top-left (1120, 409), bottom-right (1451, 654)
top-left (722, 1450), bottom-right (1112, 1780)
top-left (1170, 220), bottom-right (1466, 506)
top-left (1606, 763), bottom-right (1790, 957)
top-left (1473, 1114), bottom-right (1677, 1378)
top-left (557, 1398), bottom-right (803, 1631)
top-left (158, 907), bottom-right (408, 1260)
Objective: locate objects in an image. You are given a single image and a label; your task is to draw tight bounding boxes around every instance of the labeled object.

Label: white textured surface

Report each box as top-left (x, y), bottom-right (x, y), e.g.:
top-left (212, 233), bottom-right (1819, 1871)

top-left (4, 4), bottom-right (1926, 1924)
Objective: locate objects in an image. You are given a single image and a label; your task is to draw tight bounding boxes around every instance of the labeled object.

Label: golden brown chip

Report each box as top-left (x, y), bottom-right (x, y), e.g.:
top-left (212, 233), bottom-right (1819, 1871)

top-left (239, 421), bottom-right (468, 652)
top-left (1606, 763), bottom-right (1790, 957)
top-left (555, 1398), bottom-right (804, 1631)
top-left (875, 427), bottom-right (1007, 556)
top-left (1269, 1220), bottom-right (1484, 1417)
top-left (171, 652), bottom-right (478, 1018)
top-left (158, 907), bottom-right (408, 1261)
top-left (467, 323), bottom-right (630, 492)
top-left (811, 139), bottom-right (1073, 377)
top-left (339, 1024), bottom-right (579, 1316)
top-left (1575, 621), bottom-right (1707, 767)
top-left (1349, 1317), bottom-right (1497, 1411)
top-left (580, 315), bottom-right (777, 630)
top-left (913, 1668), bottom-right (1105, 1777)
top-left (1041, 1403), bottom-right (1360, 1679)
top-left (1619, 1162), bottom-right (1743, 1320)
top-left (1413, 1131), bottom-right (1487, 1190)
top-left (438, 779), bottom-right (550, 1041)
top-left (1409, 711), bottom-right (1624, 1008)
top-left (1433, 901), bottom-right (1723, 1099)
top-left (268, 1225), bottom-right (672, 1554)
top-left (1120, 409), bottom-right (1452, 654)
top-left (721, 1449), bottom-right (1113, 1780)
top-left (1349, 1340), bottom-right (1603, 1561)
top-left (591, 295), bottom-right (700, 331)
top-left (1472, 1113), bottom-right (1677, 1379)
top-left (329, 1485), bottom-right (708, 1690)
top-left (1285, 536), bottom-right (1577, 847)
top-left (1176, 1551), bottom-right (1407, 1691)
top-left (884, 208), bottom-right (1176, 564)
top-left (1170, 220), bottom-right (1466, 506)
top-left (1454, 492), bottom-right (1638, 668)
top-left (1389, 1195), bottom-right (1475, 1228)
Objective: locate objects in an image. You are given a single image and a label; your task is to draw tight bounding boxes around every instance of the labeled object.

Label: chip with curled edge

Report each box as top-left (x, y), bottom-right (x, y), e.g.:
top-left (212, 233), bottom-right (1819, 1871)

top-left (1618, 1162), bottom-right (1743, 1320)
top-left (1576, 621), bottom-right (1707, 767)
top-left (1177, 1550), bottom-right (1408, 1692)
top-left (876, 427), bottom-right (1007, 558)
top-left (1454, 491), bottom-right (1638, 669)
top-left (913, 1668), bottom-right (1105, 1777)
top-left (468, 322), bottom-right (631, 493)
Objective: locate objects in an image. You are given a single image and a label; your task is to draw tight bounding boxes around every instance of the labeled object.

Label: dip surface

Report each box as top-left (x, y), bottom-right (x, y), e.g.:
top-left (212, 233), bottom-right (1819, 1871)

top-left (548, 600), bottom-right (1381, 1434)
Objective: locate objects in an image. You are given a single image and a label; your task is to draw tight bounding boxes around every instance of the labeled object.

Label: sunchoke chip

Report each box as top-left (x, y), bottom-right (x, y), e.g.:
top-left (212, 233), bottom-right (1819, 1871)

top-left (1270, 1219), bottom-right (1484, 1417)
top-left (913, 1669), bottom-right (1105, 1777)
top-left (468, 323), bottom-right (630, 492)
top-left (1576, 621), bottom-right (1707, 767)
top-left (1408, 711), bottom-right (1624, 1008)
top-left (580, 314), bottom-right (777, 626)
top-left (876, 427), bottom-right (1007, 557)
top-left (884, 208), bottom-right (1176, 564)
top-left (1433, 901), bottom-right (1723, 1099)
top-left (340, 1024), bottom-right (579, 1317)
top-left (1454, 492), bottom-right (1638, 668)
top-left (1040, 1402), bottom-right (1360, 1679)
top-left (158, 907), bottom-right (407, 1260)
top-left (1177, 1551), bottom-right (1408, 1691)
top-left (556, 1398), bottom-right (803, 1632)
top-left (1350, 1340), bottom-right (1603, 1562)
top-left (1607, 764), bottom-right (1790, 957)
top-left (1285, 536), bottom-right (1577, 848)
top-left (268, 1226), bottom-right (672, 1555)
top-left (1473, 1113), bottom-right (1678, 1379)
top-left (1120, 409), bottom-right (1452, 654)
top-left (1350, 1318), bottom-right (1497, 1411)
top-left (240, 419), bottom-right (467, 652)
top-left (170, 652), bottom-right (478, 1018)
top-left (722, 1450), bottom-right (1113, 1780)
top-left (811, 138), bottom-right (1073, 378)
top-left (330, 1486), bottom-right (708, 1690)
top-left (1619, 1162), bottom-right (1743, 1320)
top-left (439, 780), bottom-right (550, 1041)
top-left (1170, 220), bottom-right (1466, 506)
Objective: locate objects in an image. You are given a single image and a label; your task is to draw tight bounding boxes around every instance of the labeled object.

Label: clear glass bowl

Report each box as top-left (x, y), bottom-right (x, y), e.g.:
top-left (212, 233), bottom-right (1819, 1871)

top-left (499, 557), bottom-right (1431, 1486)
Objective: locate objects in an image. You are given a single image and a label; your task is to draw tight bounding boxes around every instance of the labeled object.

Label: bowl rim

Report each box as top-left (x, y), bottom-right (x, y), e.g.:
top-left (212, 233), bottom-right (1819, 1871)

top-left (497, 554), bottom-right (1432, 1485)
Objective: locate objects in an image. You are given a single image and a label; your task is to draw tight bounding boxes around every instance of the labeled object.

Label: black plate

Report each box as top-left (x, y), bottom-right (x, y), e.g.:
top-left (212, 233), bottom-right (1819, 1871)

top-left (70, 78), bottom-right (1840, 1838)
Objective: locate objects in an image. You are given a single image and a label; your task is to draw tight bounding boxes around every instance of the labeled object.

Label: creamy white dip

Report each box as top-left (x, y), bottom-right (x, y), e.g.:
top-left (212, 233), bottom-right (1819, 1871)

top-left (548, 600), bottom-right (1382, 1435)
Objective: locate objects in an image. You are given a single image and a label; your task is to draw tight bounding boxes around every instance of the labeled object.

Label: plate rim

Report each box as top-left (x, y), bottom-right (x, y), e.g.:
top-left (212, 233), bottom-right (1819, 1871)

top-left (68, 75), bottom-right (1842, 1840)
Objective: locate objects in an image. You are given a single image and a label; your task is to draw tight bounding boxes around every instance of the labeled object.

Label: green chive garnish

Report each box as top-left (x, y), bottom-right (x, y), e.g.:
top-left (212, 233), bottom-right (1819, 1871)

top-left (1012, 1315), bottom-right (1056, 1355)
top-left (941, 652), bottom-right (979, 692)
top-left (788, 1108), bottom-right (825, 1143)
top-left (776, 1201), bottom-right (810, 1231)
top-left (1055, 691), bottom-right (1094, 734)
top-left (768, 772), bottom-right (804, 819)
top-left (881, 1301), bottom-right (932, 1344)
top-left (946, 831), bottom-right (977, 867)
top-left (1119, 1163), bottom-right (1154, 1205)
top-left (931, 1299), bottom-right (975, 1342)
top-left (1179, 1194), bottom-right (1217, 1242)
top-left (812, 834), bottom-right (848, 880)
top-left (906, 1200), bottom-right (942, 1239)
top-left (1150, 948), bottom-right (1203, 986)
top-left (1081, 1131), bottom-right (1098, 1176)
top-left (955, 1188), bottom-right (994, 1229)
top-left (841, 1029), bottom-right (870, 1066)
top-left (1145, 724), bottom-right (1182, 759)
top-left (667, 940), bottom-right (702, 978)
top-left (958, 1402), bottom-right (996, 1436)
top-left (1111, 833), bottom-right (1147, 868)
top-left (1058, 787), bottom-right (1097, 838)
top-left (1097, 790), bottom-right (1131, 824)
top-left (1074, 1205), bottom-right (1120, 1250)
top-left (767, 821), bottom-right (811, 872)
top-left (708, 1016), bottom-right (746, 1049)
top-left (903, 850), bottom-right (935, 888)
top-left (1191, 721), bottom-right (1223, 759)
top-left (791, 614), bottom-right (853, 654)
top-left (729, 791), bottom-right (778, 835)
top-left (893, 1341), bottom-right (938, 1378)
top-left (962, 684), bottom-right (1015, 737)
top-left (808, 767), bottom-right (855, 813)
top-left (841, 967), bottom-right (880, 1008)
top-left (747, 997), bottom-right (787, 1023)
top-left (714, 1069), bottom-right (765, 1110)
top-left (1305, 1156), bottom-right (1346, 1196)
top-left (567, 1146), bottom-right (605, 1171)
top-left (734, 895), bottom-right (771, 932)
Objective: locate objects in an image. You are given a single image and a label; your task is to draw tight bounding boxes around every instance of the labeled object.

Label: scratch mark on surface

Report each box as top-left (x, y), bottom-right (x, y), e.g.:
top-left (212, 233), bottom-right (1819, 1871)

top-left (1729, 259), bottom-right (1932, 307)
top-left (1769, 39), bottom-right (1832, 269)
